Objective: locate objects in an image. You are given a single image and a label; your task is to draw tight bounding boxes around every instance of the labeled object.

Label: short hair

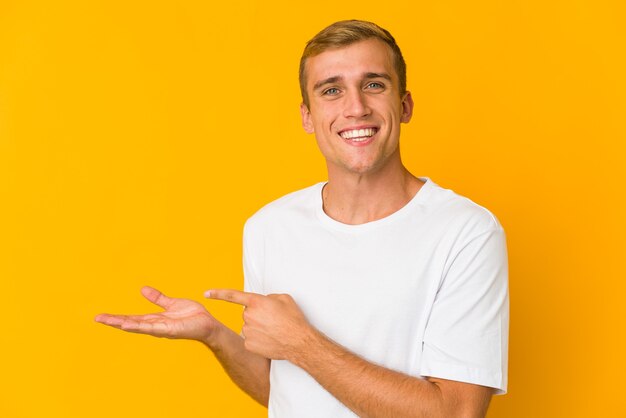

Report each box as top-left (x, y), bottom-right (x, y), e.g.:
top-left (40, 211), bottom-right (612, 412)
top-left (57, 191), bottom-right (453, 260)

top-left (299, 20), bottom-right (407, 108)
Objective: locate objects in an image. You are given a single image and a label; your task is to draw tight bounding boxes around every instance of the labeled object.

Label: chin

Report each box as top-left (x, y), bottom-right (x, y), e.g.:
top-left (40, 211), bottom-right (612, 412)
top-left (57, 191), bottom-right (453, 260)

top-left (343, 162), bottom-right (382, 175)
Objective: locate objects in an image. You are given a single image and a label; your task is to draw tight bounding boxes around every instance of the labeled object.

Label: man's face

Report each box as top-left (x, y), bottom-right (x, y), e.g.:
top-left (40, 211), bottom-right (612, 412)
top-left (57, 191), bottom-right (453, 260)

top-left (300, 38), bottom-right (413, 176)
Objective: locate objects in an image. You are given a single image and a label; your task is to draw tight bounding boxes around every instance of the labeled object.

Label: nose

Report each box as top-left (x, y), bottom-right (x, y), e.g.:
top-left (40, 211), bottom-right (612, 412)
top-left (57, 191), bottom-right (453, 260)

top-left (343, 89), bottom-right (371, 118)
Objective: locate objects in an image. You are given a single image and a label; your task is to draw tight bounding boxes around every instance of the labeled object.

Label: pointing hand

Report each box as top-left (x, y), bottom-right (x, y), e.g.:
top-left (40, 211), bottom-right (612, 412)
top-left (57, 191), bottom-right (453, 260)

top-left (206, 289), bottom-right (314, 360)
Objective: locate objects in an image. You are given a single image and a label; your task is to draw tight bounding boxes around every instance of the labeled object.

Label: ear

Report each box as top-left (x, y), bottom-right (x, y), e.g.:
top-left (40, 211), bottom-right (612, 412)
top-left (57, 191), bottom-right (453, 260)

top-left (300, 103), bottom-right (314, 134)
top-left (400, 91), bottom-right (414, 123)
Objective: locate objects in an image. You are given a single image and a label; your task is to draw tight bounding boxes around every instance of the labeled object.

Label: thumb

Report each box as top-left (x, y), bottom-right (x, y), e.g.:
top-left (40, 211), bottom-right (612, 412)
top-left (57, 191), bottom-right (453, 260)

top-left (141, 286), bottom-right (174, 309)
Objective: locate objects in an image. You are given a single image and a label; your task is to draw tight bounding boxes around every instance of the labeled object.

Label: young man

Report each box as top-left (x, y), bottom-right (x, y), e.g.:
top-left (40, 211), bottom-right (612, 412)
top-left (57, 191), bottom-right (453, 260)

top-left (96, 20), bottom-right (509, 418)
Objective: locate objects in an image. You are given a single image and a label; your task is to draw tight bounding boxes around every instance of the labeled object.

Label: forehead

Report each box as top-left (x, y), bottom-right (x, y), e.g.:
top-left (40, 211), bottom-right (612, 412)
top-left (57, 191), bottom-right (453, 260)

top-left (305, 38), bottom-right (396, 89)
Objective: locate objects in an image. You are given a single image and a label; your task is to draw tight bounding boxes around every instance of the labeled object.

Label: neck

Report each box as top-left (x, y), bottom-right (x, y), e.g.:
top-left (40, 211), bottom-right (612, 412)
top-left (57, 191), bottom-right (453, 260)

top-left (323, 159), bottom-right (423, 225)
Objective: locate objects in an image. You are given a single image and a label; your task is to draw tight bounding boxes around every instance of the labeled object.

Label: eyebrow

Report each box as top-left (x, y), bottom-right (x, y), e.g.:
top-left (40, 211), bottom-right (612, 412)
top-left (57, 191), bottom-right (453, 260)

top-left (312, 72), bottom-right (393, 92)
top-left (364, 72), bottom-right (392, 82)
top-left (313, 76), bottom-right (342, 92)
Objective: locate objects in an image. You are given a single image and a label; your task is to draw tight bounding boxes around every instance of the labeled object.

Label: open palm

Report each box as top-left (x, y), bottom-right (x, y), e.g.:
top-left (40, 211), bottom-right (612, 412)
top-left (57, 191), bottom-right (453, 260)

top-left (95, 286), bottom-right (220, 341)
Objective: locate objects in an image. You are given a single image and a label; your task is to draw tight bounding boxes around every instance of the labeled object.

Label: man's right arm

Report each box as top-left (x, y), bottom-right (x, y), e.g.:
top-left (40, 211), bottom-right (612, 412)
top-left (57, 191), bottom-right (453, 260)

top-left (94, 286), bottom-right (270, 406)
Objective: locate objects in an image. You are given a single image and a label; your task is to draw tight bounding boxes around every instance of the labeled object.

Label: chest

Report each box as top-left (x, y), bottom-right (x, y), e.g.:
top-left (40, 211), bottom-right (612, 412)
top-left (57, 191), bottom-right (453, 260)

top-left (261, 224), bottom-right (449, 354)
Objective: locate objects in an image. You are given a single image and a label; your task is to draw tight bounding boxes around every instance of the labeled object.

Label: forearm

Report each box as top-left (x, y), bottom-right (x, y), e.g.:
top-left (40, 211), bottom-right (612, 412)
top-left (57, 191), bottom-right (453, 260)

top-left (291, 328), bottom-right (489, 418)
top-left (202, 324), bottom-right (270, 406)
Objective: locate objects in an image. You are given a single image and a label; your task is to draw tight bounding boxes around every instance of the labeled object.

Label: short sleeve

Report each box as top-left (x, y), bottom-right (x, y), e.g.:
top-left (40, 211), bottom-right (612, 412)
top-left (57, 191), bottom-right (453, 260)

top-left (420, 226), bottom-right (509, 394)
top-left (242, 219), bottom-right (265, 295)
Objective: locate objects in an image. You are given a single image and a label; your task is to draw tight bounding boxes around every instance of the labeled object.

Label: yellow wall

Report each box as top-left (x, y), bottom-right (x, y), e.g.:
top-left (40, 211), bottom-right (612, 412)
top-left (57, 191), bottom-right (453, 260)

top-left (1, 1), bottom-right (624, 417)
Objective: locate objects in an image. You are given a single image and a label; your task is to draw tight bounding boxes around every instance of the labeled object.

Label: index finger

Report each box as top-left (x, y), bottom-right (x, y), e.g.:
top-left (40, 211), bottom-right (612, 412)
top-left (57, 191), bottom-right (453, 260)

top-left (204, 289), bottom-right (254, 306)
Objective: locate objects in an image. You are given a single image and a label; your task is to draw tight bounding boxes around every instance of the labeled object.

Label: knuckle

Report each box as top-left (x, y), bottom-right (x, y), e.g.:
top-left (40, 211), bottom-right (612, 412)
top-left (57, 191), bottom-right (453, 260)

top-left (277, 293), bottom-right (293, 302)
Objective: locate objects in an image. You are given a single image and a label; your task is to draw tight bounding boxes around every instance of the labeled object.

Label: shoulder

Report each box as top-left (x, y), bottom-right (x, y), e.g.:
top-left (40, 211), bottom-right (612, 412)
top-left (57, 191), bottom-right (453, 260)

top-left (244, 182), bottom-right (324, 236)
top-left (421, 179), bottom-right (503, 238)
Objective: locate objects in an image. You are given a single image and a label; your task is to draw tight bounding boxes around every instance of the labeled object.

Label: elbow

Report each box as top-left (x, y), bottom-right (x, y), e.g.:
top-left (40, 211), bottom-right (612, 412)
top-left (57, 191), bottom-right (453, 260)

top-left (427, 380), bottom-right (492, 418)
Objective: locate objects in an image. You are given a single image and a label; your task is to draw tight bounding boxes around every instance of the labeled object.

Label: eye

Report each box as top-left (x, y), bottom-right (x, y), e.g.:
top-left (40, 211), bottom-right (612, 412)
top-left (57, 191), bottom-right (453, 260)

top-left (366, 82), bottom-right (384, 90)
top-left (323, 87), bottom-right (340, 96)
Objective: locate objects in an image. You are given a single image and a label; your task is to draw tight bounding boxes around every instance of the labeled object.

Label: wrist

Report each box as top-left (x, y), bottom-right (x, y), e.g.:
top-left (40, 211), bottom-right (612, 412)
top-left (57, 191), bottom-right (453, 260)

top-left (288, 325), bottom-right (328, 368)
top-left (200, 321), bottom-right (227, 350)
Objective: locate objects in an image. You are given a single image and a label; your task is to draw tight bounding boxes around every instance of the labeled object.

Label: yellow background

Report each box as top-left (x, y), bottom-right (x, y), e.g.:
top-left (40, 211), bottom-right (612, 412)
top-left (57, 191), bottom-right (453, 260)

top-left (1, 1), bottom-right (624, 417)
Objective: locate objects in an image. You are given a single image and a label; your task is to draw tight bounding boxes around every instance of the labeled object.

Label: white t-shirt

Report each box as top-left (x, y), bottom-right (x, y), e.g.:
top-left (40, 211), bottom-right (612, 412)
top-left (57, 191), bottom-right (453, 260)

top-left (243, 178), bottom-right (509, 418)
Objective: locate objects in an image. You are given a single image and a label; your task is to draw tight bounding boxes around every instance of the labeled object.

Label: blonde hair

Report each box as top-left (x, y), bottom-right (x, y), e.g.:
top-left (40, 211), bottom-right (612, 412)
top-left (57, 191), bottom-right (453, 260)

top-left (299, 20), bottom-right (407, 107)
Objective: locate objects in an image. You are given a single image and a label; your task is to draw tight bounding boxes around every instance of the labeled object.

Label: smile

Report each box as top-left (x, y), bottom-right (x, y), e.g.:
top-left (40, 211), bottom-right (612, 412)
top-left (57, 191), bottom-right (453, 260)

top-left (339, 128), bottom-right (378, 142)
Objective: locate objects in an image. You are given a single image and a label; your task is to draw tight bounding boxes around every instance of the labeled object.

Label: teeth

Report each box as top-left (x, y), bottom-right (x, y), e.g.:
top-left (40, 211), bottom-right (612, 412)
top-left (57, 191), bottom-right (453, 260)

top-left (340, 128), bottom-right (376, 140)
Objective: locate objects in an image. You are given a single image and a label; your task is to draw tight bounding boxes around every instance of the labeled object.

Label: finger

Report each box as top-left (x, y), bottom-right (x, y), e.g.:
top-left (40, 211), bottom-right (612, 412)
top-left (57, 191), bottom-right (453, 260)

top-left (120, 319), bottom-right (169, 336)
top-left (95, 314), bottom-right (169, 336)
top-left (205, 289), bottom-right (254, 306)
top-left (95, 313), bottom-right (126, 327)
top-left (94, 313), bottom-right (160, 327)
top-left (141, 286), bottom-right (174, 309)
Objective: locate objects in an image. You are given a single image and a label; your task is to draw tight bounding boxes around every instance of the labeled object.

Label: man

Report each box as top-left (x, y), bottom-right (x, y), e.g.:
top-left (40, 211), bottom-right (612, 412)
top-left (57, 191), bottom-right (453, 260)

top-left (96, 20), bottom-right (509, 418)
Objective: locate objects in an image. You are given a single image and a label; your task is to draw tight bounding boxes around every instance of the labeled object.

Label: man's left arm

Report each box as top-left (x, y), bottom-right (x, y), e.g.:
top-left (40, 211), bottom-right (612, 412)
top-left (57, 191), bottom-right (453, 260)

top-left (206, 290), bottom-right (494, 418)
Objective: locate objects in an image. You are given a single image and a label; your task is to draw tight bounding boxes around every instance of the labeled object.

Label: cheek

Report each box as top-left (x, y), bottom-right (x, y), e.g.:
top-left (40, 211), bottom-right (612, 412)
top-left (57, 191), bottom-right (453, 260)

top-left (311, 102), bottom-right (340, 128)
top-left (313, 137), bottom-right (337, 161)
